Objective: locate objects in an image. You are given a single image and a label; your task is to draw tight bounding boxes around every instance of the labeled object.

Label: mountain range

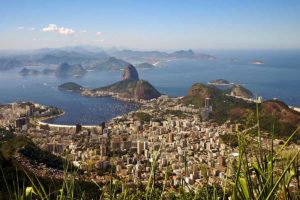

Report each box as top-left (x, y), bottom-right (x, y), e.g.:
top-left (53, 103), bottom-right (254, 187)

top-left (0, 46), bottom-right (216, 71)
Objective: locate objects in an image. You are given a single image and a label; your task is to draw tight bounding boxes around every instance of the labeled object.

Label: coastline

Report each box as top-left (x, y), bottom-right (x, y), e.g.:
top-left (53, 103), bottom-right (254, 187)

top-left (290, 106), bottom-right (300, 113)
top-left (33, 92), bottom-right (300, 129)
top-left (33, 110), bottom-right (65, 126)
top-left (80, 89), bottom-right (144, 104)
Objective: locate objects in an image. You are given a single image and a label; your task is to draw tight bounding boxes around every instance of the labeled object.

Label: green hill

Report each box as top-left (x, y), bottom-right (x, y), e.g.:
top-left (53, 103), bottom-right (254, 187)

top-left (94, 79), bottom-right (161, 100)
top-left (183, 83), bottom-right (300, 140)
top-left (0, 133), bottom-right (101, 199)
top-left (58, 82), bottom-right (83, 92)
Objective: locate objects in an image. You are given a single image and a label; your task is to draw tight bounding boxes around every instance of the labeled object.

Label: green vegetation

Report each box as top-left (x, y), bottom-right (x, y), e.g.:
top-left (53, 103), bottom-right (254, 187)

top-left (1, 104), bottom-right (300, 199)
top-left (0, 133), bottom-right (102, 199)
top-left (94, 79), bottom-right (161, 100)
top-left (58, 82), bottom-right (83, 92)
top-left (134, 112), bottom-right (152, 123)
top-left (0, 135), bottom-right (66, 170)
top-left (183, 83), bottom-right (300, 141)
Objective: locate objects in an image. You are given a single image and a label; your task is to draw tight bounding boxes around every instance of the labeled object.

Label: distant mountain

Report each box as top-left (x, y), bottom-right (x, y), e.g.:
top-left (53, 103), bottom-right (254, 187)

top-left (55, 62), bottom-right (86, 76)
top-left (38, 51), bottom-right (105, 65)
top-left (0, 58), bottom-right (22, 70)
top-left (111, 49), bottom-right (216, 61)
top-left (227, 84), bottom-right (254, 99)
top-left (122, 64), bottom-right (139, 80)
top-left (86, 57), bottom-right (130, 71)
top-left (111, 49), bottom-right (168, 59)
top-left (170, 49), bottom-right (195, 58)
top-left (58, 82), bottom-right (83, 92)
top-left (136, 62), bottom-right (155, 69)
top-left (0, 46), bottom-right (217, 71)
top-left (19, 67), bottom-right (40, 76)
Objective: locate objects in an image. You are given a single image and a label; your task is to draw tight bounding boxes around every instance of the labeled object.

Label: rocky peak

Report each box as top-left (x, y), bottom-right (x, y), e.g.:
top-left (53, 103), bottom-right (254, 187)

top-left (122, 64), bottom-right (139, 80)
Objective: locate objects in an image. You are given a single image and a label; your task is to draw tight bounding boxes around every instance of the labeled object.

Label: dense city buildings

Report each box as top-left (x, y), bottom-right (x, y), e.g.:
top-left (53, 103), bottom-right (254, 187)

top-left (0, 95), bottom-right (297, 194)
top-left (0, 97), bottom-right (237, 189)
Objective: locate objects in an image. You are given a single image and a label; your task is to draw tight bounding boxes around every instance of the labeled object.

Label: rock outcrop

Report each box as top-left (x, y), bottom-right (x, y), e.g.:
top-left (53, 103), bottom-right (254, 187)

top-left (94, 64), bottom-right (160, 100)
top-left (122, 64), bottom-right (139, 80)
top-left (229, 84), bottom-right (254, 99)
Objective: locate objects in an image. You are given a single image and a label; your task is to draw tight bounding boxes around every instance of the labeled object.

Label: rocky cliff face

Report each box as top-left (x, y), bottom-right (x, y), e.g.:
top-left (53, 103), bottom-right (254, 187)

top-left (122, 64), bottom-right (139, 80)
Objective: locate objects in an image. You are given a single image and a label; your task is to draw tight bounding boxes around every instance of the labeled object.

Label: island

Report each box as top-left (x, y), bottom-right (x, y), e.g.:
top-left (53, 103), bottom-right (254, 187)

top-left (208, 79), bottom-right (231, 85)
top-left (250, 60), bottom-right (264, 65)
top-left (58, 82), bottom-right (84, 92)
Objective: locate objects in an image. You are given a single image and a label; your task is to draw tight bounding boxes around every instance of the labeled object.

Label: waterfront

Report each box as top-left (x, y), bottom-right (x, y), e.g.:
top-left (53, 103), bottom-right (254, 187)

top-left (0, 50), bottom-right (299, 125)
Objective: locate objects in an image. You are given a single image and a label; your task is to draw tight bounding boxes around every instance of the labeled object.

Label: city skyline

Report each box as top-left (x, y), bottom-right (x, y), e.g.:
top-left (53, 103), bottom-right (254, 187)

top-left (1, 0), bottom-right (300, 50)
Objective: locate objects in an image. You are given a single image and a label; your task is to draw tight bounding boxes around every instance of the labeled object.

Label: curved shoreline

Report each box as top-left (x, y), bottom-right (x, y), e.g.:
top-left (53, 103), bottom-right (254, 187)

top-left (35, 93), bottom-right (300, 129)
top-left (35, 96), bottom-right (140, 128)
top-left (38, 121), bottom-right (99, 128)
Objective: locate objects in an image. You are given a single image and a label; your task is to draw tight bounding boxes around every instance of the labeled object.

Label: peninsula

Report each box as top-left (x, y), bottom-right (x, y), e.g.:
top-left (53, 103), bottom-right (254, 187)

top-left (59, 64), bottom-right (161, 102)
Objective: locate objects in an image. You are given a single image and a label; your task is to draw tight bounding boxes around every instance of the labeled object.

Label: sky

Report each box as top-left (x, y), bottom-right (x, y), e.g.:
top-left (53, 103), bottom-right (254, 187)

top-left (0, 0), bottom-right (300, 50)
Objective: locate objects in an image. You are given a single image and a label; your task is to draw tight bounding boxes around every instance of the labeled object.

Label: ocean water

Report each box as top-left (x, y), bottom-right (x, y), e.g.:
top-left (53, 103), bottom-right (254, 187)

top-left (0, 50), bottom-right (299, 125)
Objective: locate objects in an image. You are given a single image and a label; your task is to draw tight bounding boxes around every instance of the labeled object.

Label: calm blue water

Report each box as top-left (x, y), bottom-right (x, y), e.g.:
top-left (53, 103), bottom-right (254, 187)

top-left (0, 50), bottom-right (299, 125)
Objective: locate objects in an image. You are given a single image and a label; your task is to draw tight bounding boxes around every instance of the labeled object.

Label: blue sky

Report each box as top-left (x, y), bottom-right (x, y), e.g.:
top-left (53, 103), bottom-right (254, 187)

top-left (0, 0), bottom-right (300, 50)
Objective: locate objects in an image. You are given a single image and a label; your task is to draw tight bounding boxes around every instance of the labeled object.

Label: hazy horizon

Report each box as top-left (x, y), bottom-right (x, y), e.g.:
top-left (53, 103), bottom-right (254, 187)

top-left (1, 0), bottom-right (300, 50)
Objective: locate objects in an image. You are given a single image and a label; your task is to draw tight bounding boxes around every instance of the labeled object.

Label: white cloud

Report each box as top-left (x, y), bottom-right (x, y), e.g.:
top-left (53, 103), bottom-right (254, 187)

top-left (17, 26), bottom-right (24, 30)
top-left (42, 24), bottom-right (75, 36)
top-left (28, 27), bottom-right (36, 31)
top-left (96, 32), bottom-right (102, 36)
top-left (81, 30), bottom-right (88, 33)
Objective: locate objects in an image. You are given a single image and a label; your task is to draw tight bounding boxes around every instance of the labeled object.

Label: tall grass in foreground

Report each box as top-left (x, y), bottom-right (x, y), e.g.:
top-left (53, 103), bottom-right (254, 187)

top-left (230, 104), bottom-right (300, 200)
top-left (1, 103), bottom-right (300, 199)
